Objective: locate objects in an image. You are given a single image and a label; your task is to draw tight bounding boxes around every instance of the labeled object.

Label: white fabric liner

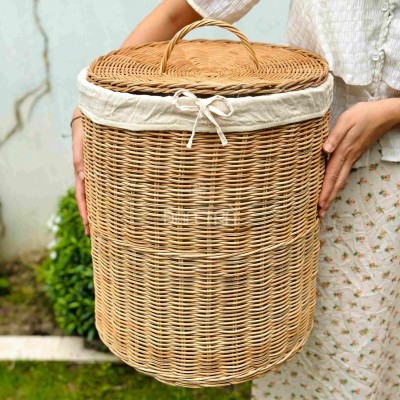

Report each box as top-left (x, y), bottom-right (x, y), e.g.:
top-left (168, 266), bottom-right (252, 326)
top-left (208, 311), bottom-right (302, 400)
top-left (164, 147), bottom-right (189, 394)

top-left (77, 67), bottom-right (333, 134)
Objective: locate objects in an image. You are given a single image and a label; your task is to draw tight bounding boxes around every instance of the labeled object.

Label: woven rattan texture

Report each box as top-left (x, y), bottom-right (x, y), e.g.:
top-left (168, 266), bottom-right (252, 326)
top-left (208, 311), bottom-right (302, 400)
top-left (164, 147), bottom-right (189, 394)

top-left (82, 112), bottom-right (330, 387)
top-left (87, 40), bottom-right (329, 96)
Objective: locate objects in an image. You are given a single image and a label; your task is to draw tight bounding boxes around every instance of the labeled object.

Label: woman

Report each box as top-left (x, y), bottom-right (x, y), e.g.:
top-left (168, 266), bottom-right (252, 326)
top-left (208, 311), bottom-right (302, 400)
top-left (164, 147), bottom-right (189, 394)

top-left (71, 1), bottom-right (400, 398)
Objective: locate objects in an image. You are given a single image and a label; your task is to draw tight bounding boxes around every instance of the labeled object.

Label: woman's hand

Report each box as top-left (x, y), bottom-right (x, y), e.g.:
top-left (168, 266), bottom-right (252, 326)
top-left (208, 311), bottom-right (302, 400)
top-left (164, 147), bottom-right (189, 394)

top-left (71, 107), bottom-right (90, 235)
top-left (318, 98), bottom-right (400, 218)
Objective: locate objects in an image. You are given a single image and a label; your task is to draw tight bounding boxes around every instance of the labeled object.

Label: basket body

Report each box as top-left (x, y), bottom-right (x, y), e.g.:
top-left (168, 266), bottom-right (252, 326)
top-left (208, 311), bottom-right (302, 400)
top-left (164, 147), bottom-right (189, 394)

top-left (78, 20), bottom-right (332, 387)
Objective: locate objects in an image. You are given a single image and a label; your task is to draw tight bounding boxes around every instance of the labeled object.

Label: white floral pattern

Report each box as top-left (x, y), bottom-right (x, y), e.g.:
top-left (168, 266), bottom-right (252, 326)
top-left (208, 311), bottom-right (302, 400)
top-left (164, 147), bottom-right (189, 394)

top-left (251, 139), bottom-right (400, 399)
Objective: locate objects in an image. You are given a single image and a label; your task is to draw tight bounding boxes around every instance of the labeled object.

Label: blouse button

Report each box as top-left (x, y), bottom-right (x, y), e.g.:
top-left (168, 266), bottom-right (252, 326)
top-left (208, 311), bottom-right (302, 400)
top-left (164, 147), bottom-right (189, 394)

top-left (381, 3), bottom-right (389, 11)
top-left (371, 51), bottom-right (380, 61)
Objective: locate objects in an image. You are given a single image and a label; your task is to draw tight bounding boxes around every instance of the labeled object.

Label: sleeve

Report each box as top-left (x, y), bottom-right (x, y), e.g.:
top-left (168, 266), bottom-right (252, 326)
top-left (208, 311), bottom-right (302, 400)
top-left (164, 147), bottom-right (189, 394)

top-left (186, 0), bottom-right (260, 24)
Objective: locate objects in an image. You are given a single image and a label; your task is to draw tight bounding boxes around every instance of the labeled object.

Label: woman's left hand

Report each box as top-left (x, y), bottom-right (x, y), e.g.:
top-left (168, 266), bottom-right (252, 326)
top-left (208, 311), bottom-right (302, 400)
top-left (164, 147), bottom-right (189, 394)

top-left (318, 98), bottom-right (400, 218)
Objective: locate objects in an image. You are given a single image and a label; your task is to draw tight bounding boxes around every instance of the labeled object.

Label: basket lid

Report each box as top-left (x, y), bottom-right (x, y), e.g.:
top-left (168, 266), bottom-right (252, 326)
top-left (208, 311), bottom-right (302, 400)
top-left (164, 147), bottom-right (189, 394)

top-left (86, 19), bottom-right (330, 97)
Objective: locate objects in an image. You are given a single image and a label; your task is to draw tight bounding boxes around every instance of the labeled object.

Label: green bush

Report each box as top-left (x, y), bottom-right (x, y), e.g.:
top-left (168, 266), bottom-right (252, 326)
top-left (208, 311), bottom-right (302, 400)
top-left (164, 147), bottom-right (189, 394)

top-left (39, 188), bottom-right (97, 341)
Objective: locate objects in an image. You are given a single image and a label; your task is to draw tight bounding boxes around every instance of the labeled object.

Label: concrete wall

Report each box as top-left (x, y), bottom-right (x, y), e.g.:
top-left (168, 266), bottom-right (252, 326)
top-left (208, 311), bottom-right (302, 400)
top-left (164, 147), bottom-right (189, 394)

top-left (0, 0), bottom-right (290, 260)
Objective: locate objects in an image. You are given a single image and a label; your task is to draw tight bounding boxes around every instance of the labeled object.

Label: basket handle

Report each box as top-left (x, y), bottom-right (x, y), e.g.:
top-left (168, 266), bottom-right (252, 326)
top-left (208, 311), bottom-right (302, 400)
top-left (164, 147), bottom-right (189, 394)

top-left (159, 19), bottom-right (260, 74)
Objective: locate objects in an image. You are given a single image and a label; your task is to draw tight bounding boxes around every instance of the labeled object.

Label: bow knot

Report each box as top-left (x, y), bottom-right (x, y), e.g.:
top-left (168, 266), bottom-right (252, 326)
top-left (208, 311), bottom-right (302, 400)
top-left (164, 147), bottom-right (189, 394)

top-left (172, 89), bottom-right (234, 148)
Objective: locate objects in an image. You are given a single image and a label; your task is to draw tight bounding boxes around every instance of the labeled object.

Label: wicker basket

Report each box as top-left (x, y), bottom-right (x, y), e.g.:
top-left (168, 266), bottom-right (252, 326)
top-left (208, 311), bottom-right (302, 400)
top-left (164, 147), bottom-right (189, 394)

top-left (78, 19), bottom-right (332, 387)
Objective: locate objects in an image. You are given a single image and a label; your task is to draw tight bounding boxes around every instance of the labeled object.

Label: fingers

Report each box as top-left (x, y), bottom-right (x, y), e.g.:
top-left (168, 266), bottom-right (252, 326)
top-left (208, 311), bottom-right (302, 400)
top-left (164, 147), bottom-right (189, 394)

top-left (322, 111), bottom-right (355, 154)
top-left (318, 151), bottom-right (353, 218)
top-left (75, 175), bottom-right (90, 235)
top-left (318, 152), bottom-right (346, 211)
top-left (72, 116), bottom-right (90, 235)
top-left (318, 110), bottom-right (358, 218)
top-left (72, 117), bottom-right (84, 179)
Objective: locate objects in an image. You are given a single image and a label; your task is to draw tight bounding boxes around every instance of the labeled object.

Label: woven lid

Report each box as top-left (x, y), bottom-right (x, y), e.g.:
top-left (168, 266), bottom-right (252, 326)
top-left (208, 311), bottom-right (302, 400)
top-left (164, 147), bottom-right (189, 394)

top-left (87, 19), bottom-right (330, 97)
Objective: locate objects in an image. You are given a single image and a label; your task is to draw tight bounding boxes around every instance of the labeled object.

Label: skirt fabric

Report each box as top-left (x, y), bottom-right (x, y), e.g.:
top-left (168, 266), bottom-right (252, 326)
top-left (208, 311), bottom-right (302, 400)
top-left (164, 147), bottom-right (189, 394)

top-left (251, 138), bottom-right (400, 399)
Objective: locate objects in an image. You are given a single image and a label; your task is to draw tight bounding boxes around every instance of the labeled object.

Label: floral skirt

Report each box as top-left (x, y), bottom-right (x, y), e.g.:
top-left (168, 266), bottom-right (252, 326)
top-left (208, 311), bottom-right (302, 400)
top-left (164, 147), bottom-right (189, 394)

top-left (251, 139), bottom-right (400, 400)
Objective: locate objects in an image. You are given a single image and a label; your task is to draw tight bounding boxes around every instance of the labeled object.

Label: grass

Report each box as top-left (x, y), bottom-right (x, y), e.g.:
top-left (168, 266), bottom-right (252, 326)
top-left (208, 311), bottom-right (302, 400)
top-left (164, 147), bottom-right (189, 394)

top-left (0, 362), bottom-right (251, 400)
top-left (0, 259), bottom-right (63, 335)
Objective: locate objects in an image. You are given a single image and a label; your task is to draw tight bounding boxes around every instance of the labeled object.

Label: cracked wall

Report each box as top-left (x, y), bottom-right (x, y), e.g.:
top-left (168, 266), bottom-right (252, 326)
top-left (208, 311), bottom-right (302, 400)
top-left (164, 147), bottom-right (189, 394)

top-left (0, 0), bottom-right (51, 148)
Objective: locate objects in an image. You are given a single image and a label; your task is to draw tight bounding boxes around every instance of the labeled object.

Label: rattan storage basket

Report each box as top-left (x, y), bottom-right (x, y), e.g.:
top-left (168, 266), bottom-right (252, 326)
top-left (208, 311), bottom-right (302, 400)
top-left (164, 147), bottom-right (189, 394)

top-left (77, 19), bottom-right (333, 387)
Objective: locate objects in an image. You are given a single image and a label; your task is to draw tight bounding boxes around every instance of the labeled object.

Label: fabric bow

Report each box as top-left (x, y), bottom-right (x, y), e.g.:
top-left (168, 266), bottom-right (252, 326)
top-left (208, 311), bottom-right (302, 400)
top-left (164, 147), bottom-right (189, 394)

top-left (172, 89), bottom-right (234, 148)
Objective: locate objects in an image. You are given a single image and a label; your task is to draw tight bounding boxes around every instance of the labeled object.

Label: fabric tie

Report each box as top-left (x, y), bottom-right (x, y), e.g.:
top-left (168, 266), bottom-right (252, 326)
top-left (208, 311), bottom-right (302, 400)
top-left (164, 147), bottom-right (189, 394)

top-left (172, 89), bottom-right (234, 148)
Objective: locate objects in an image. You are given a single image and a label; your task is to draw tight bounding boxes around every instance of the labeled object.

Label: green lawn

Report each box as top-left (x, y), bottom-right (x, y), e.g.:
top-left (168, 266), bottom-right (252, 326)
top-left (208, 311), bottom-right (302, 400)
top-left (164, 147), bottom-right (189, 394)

top-left (0, 362), bottom-right (251, 400)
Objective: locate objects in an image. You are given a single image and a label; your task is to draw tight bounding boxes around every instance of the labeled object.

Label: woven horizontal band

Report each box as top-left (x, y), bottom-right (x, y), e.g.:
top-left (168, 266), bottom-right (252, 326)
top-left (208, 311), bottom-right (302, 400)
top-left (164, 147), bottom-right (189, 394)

top-left (90, 216), bottom-right (320, 260)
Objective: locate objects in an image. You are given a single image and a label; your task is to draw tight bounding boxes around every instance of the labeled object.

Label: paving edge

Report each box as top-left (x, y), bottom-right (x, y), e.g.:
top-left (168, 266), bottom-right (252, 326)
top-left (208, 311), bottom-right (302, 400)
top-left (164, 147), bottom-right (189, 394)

top-left (0, 336), bottom-right (121, 362)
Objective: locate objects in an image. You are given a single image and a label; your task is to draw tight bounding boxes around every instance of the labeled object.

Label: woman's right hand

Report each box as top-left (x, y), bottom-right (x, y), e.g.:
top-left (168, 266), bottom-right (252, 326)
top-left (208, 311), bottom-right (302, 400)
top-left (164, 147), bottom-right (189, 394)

top-left (71, 107), bottom-right (90, 235)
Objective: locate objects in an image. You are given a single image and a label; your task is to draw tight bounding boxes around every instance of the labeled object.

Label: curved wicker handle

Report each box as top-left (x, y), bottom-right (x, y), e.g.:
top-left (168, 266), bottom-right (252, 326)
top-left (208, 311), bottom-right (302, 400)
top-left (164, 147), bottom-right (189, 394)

top-left (159, 19), bottom-right (260, 74)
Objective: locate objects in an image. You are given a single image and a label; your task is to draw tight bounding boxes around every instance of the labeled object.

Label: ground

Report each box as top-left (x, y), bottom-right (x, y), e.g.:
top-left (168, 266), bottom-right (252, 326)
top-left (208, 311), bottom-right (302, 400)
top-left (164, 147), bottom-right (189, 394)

top-left (0, 256), bottom-right (62, 336)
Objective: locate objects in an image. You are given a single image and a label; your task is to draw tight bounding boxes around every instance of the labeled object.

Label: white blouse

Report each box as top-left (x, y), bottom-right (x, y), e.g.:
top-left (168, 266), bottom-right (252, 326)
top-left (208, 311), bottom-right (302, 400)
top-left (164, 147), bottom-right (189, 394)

top-left (186, 0), bottom-right (400, 167)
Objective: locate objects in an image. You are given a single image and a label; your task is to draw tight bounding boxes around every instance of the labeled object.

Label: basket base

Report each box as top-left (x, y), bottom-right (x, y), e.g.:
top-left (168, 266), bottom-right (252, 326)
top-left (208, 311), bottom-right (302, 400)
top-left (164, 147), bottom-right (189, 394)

top-left (96, 318), bottom-right (315, 388)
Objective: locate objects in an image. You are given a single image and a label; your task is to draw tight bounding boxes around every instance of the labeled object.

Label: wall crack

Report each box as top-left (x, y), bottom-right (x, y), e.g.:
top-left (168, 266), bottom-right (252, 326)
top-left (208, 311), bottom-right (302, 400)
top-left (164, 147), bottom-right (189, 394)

top-left (0, 0), bottom-right (51, 147)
